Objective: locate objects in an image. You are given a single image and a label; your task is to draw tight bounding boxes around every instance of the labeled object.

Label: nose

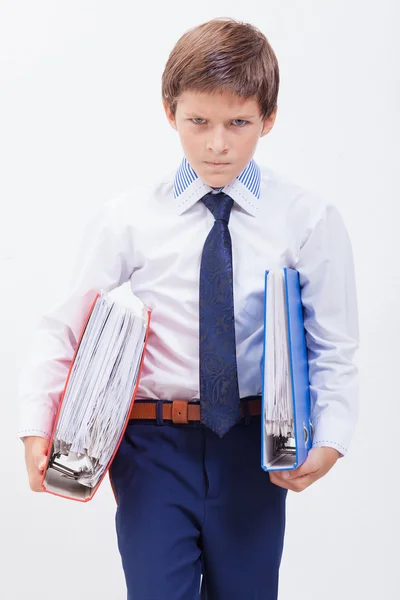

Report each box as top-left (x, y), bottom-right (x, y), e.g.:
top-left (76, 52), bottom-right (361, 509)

top-left (206, 126), bottom-right (229, 154)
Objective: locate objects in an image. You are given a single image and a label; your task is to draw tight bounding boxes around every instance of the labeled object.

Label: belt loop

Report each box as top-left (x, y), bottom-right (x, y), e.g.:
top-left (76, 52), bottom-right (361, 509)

top-left (241, 398), bottom-right (251, 426)
top-left (172, 400), bottom-right (189, 424)
top-left (156, 400), bottom-right (164, 425)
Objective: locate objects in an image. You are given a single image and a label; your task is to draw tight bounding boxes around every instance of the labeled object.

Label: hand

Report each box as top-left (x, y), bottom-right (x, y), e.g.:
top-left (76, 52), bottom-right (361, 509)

top-left (269, 446), bottom-right (341, 493)
top-left (23, 436), bottom-right (50, 492)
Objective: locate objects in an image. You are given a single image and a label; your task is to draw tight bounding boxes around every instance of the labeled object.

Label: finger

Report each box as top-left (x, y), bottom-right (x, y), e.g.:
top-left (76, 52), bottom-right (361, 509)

top-left (272, 470), bottom-right (300, 484)
top-left (282, 450), bottom-right (324, 480)
top-left (285, 469), bottom-right (319, 481)
top-left (33, 451), bottom-right (48, 471)
top-left (276, 464), bottom-right (320, 481)
top-left (294, 470), bottom-right (324, 490)
top-left (270, 470), bottom-right (320, 492)
top-left (37, 456), bottom-right (47, 472)
top-left (290, 474), bottom-right (317, 492)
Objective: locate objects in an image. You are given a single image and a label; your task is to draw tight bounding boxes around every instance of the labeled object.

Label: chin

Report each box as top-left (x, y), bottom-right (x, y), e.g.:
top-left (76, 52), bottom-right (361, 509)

top-left (199, 169), bottom-right (231, 188)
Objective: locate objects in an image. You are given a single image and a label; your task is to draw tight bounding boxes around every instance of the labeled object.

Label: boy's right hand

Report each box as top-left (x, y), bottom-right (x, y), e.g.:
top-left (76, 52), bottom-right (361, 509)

top-left (23, 436), bottom-right (50, 492)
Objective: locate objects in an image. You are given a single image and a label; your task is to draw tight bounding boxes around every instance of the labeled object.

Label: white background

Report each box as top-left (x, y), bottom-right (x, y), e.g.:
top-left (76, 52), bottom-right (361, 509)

top-left (1, 1), bottom-right (399, 598)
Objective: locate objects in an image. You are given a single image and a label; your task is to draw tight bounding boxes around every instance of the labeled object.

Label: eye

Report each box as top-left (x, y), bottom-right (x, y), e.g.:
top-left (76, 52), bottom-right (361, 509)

top-left (190, 118), bottom-right (249, 126)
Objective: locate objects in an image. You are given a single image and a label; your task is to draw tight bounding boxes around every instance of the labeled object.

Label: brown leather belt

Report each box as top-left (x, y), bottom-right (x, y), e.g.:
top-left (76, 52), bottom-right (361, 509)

top-left (129, 397), bottom-right (262, 424)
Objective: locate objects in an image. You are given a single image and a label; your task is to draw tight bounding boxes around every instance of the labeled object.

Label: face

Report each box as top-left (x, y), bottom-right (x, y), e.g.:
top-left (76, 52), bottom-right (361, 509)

top-left (163, 89), bottom-right (277, 187)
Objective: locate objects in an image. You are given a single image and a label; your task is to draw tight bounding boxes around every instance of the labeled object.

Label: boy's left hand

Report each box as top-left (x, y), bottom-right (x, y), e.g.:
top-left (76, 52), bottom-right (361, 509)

top-left (269, 447), bottom-right (341, 492)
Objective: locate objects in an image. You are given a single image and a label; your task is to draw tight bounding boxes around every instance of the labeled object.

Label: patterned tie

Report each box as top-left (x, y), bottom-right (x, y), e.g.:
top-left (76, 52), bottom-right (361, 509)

top-left (199, 191), bottom-right (242, 437)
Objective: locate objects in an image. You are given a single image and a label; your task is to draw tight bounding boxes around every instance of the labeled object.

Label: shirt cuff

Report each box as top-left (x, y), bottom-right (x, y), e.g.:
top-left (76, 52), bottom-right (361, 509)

top-left (311, 416), bottom-right (356, 458)
top-left (18, 402), bottom-right (56, 441)
top-left (19, 429), bottom-right (52, 442)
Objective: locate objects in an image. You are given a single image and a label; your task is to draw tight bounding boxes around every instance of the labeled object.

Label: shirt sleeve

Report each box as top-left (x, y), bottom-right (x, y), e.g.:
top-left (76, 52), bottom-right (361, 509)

top-left (18, 195), bottom-right (134, 441)
top-left (294, 203), bottom-right (360, 457)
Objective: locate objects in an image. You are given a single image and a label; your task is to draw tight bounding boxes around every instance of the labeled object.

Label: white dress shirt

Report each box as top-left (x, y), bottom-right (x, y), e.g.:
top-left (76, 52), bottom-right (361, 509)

top-left (18, 157), bottom-right (359, 456)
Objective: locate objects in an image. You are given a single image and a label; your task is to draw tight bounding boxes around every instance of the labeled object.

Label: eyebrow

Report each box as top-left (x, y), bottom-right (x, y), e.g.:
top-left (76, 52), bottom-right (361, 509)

top-left (184, 113), bottom-right (257, 119)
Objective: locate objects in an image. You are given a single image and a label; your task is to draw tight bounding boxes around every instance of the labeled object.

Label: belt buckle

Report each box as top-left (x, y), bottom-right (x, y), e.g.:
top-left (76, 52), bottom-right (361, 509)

top-left (172, 400), bottom-right (189, 424)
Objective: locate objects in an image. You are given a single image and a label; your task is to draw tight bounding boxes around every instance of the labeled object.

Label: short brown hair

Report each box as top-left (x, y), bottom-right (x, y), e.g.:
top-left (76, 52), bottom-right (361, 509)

top-left (161, 17), bottom-right (279, 121)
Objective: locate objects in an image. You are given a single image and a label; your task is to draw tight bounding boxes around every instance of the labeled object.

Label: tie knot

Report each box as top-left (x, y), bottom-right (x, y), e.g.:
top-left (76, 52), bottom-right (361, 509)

top-left (201, 191), bottom-right (233, 224)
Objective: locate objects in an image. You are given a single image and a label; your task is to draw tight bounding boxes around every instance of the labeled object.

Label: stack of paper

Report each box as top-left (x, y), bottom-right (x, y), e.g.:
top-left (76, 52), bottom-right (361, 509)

top-left (263, 269), bottom-right (294, 437)
top-left (48, 292), bottom-right (148, 491)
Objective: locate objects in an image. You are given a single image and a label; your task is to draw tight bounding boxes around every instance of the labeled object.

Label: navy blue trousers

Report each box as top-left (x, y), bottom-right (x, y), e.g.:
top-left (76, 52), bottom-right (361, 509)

top-left (109, 400), bottom-right (288, 600)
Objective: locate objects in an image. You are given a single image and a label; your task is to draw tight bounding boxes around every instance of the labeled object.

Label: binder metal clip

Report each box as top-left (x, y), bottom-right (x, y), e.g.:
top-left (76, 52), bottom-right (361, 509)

top-left (47, 452), bottom-right (80, 480)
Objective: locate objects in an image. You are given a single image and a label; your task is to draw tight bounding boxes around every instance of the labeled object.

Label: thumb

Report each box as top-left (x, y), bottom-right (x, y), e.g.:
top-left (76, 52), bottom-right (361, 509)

top-left (34, 454), bottom-right (47, 471)
top-left (33, 447), bottom-right (48, 471)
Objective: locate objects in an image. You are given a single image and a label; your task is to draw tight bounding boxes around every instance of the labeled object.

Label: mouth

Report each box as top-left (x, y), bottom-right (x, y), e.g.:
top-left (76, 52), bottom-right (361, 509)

top-left (205, 161), bottom-right (230, 167)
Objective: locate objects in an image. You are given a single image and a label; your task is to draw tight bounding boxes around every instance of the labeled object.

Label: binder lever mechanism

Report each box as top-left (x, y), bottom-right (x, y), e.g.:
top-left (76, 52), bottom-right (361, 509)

top-left (47, 452), bottom-right (80, 480)
top-left (273, 435), bottom-right (296, 455)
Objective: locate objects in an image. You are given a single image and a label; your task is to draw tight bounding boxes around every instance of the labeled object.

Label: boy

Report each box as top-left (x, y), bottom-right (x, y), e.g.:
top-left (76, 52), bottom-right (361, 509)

top-left (19, 17), bottom-right (359, 600)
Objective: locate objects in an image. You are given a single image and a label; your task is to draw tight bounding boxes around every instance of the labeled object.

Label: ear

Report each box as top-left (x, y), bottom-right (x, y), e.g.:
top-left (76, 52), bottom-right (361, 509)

top-left (163, 100), bottom-right (177, 131)
top-left (260, 106), bottom-right (278, 138)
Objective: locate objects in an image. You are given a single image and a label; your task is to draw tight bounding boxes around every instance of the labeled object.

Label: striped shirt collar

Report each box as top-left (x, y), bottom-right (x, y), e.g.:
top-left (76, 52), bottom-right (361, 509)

top-left (172, 157), bottom-right (261, 216)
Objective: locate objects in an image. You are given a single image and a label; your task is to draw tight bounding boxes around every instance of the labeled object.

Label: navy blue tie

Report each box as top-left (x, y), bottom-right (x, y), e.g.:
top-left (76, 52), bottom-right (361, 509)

top-left (199, 191), bottom-right (242, 437)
